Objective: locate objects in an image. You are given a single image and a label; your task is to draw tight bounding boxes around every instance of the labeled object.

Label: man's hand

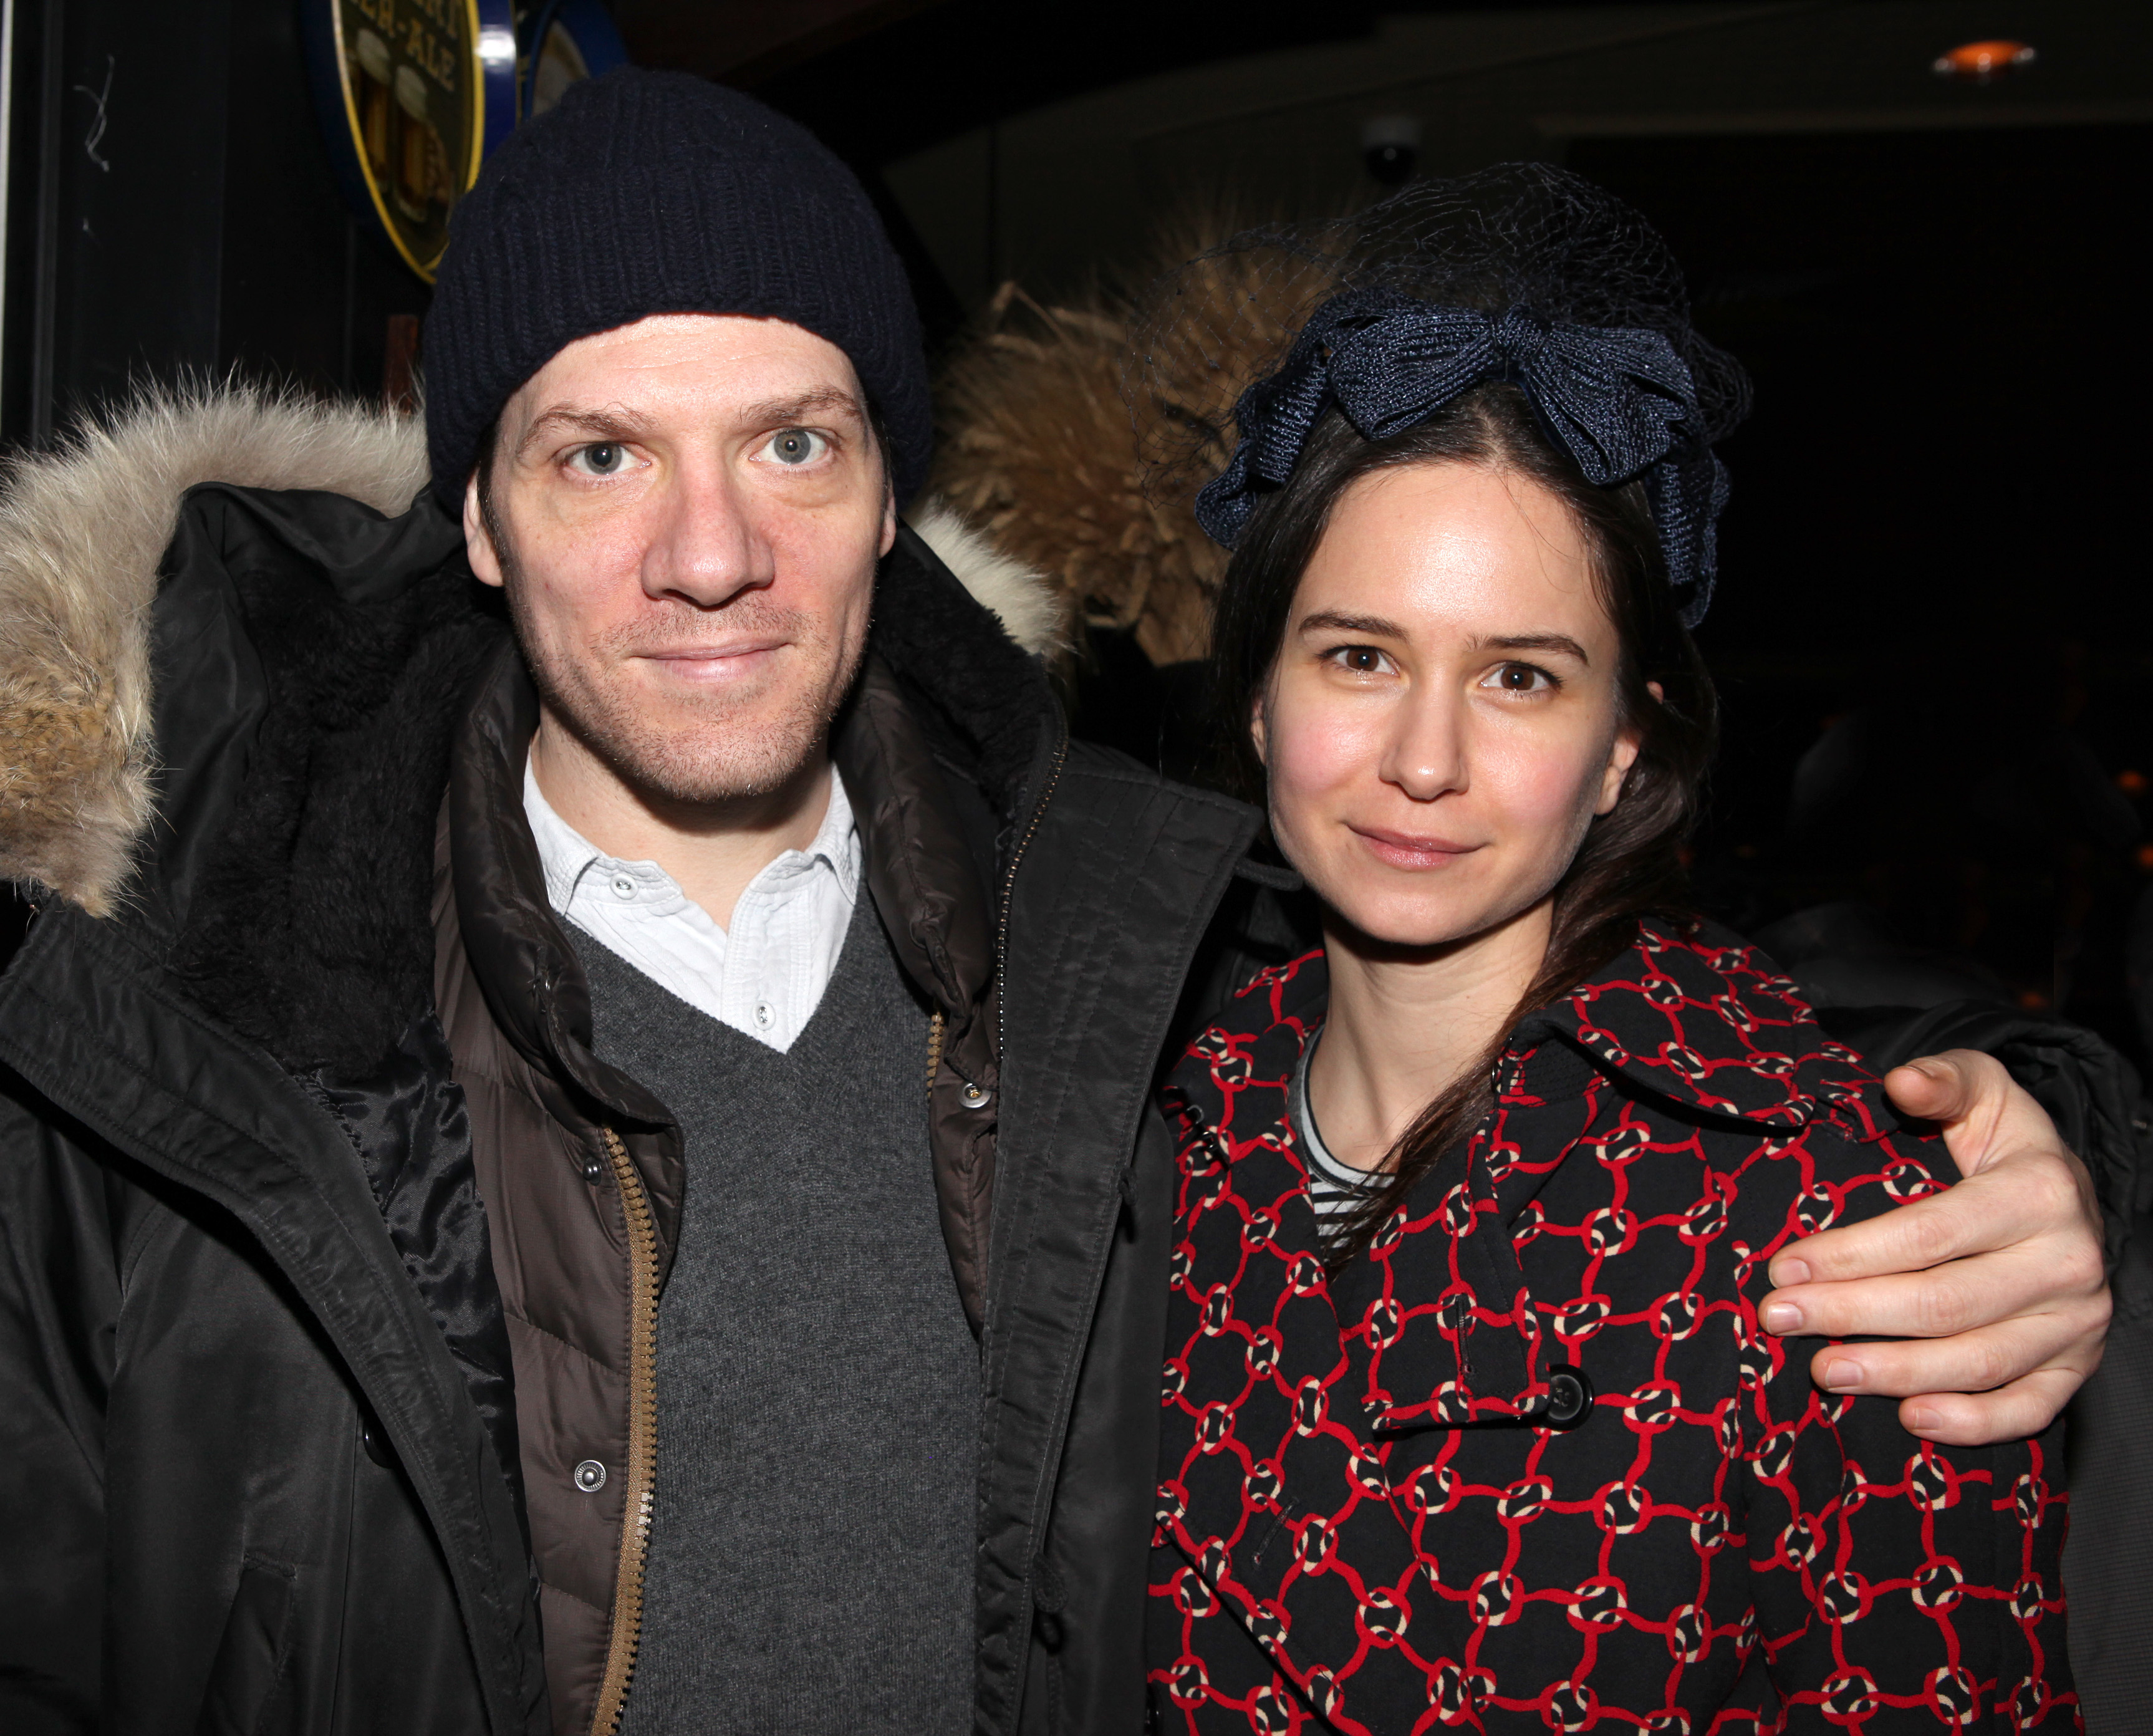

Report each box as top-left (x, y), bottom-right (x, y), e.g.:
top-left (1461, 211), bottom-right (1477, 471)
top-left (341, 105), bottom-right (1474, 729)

top-left (1760, 1049), bottom-right (2110, 1446)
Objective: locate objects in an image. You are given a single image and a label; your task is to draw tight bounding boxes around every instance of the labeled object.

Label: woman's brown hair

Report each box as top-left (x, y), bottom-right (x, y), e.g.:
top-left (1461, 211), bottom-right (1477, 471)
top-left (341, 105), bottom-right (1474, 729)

top-left (1207, 382), bottom-right (1720, 1268)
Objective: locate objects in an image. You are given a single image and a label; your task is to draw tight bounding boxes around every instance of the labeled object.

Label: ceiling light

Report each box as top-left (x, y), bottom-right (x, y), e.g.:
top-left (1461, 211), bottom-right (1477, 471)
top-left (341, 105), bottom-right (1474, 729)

top-left (1933, 40), bottom-right (2037, 82)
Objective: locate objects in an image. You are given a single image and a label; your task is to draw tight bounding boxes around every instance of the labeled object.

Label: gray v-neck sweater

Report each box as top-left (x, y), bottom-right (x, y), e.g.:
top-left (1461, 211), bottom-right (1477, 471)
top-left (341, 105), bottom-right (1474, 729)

top-left (576, 894), bottom-right (976, 1734)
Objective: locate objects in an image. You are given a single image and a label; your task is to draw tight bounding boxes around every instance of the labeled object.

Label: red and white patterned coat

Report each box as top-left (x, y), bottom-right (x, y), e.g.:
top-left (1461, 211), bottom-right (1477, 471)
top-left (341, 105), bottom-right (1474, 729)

top-left (1147, 920), bottom-right (2076, 1734)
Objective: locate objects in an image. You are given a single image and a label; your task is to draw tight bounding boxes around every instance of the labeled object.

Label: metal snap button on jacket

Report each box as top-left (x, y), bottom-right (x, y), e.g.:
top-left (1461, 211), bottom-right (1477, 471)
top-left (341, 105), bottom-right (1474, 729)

top-left (960, 1082), bottom-right (990, 1109)
top-left (573, 1460), bottom-right (608, 1493)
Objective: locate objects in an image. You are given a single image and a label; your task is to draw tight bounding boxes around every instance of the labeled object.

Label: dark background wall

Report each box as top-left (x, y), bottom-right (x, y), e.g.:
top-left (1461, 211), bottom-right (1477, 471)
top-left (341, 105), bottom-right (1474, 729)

top-left (1578, 120), bottom-right (2153, 1037)
top-left (1, 0), bottom-right (429, 442)
top-left (4, 0), bottom-right (2149, 1056)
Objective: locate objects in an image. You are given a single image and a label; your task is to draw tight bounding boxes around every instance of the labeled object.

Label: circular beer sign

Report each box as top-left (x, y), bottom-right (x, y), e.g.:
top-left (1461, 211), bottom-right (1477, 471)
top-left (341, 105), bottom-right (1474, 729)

top-left (306, 0), bottom-right (516, 281)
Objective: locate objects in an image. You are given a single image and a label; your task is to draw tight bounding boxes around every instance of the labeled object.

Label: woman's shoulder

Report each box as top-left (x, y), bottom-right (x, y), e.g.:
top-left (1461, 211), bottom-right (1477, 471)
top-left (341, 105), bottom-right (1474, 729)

top-left (1516, 915), bottom-right (1919, 1152)
top-left (1506, 916), bottom-right (1952, 1242)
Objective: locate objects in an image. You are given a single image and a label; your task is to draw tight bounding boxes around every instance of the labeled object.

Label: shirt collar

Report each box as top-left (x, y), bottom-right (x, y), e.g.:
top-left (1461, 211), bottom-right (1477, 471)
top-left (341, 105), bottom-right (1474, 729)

top-left (798, 761), bottom-right (861, 894)
top-left (523, 759), bottom-right (609, 914)
top-left (521, 757), bottom-right (860, 919)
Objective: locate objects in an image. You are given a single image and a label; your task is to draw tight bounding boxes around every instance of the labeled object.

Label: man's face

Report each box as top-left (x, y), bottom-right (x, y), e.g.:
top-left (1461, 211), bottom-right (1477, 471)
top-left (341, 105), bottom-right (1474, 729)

top-left (465, 313), bottom-right (895, 806)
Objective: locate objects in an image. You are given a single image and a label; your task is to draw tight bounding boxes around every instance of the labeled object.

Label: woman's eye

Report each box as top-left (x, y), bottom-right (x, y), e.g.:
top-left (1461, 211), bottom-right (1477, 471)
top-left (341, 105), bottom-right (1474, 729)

top-left (763, 428), bottom-right (829, 466)
top-left (1486, 662), bottom-right (1556, 694)
top-left (568, 443), bottom-right (629, 476)
top-left (1327, 645), bottom-right (1389, 675)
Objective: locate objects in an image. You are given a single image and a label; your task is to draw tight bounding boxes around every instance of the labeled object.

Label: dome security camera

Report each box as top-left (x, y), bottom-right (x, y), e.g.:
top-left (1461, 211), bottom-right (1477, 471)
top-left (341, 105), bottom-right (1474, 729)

top-left (1361, 115), bottom-right (1422, 187)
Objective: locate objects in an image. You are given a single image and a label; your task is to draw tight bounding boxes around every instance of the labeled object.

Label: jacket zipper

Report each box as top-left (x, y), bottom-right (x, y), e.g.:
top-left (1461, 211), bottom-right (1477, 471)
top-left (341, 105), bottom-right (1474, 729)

top-left (590, 1125), bottom-right (660, 1735)
top-left (996, 724), bottom-right (1069, 1068)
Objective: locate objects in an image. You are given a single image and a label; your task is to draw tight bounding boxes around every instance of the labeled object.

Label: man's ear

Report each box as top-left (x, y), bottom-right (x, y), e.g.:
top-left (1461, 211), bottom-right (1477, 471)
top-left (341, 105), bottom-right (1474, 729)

top-left (879, 486), bottom-right (897, 558)
top-left (1250, 692), bottom-right (1269, 767)
top-left (465, 470), bottom-right (505, 589)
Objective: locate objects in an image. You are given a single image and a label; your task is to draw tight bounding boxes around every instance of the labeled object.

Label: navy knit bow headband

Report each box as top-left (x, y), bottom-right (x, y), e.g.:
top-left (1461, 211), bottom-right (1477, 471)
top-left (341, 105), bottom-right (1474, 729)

top-left (1193, 286), bottom-right (1730, 625)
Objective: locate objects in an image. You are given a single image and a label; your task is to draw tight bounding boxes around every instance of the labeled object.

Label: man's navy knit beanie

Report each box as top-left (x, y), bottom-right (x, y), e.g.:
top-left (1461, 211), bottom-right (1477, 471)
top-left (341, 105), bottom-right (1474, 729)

top-left (423, 69), bottom-right (930, 508)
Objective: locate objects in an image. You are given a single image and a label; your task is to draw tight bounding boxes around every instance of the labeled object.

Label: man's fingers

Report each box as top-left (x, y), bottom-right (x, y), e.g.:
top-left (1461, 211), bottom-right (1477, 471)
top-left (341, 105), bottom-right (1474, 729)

top-left (1881, 1049), bottom-right (2098, 1198)
top-left (1765, 1146), bottom-right (2091, 1291)
top-left (1894, 1367), bottom-right (2093, 1449)
top-left (1763, 1045), bottom-right (2110, 1443)
top-left (1800, 1304), bottom-right (2107, 1402)
top-left (1767, 1182), bottom-right (2005, 1291)
top-left (1880, 1051), bottom-right (2006, 1150)
top-left (1766, 1252), bottom-right (2091, 1346)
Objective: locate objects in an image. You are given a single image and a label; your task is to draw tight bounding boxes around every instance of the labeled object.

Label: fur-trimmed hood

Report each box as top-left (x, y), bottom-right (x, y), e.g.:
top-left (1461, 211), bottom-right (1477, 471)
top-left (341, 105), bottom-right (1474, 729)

top-left (0, 387), bottom-right (1063, 917)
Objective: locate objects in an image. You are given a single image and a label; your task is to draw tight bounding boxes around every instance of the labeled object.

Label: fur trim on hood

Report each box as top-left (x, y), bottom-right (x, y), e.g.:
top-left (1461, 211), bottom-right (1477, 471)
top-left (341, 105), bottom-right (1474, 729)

top-left (930, 286), bottom-right (1221, 670)
top-left (926, 213), bottom-right (1300, 669)
top-left (0, 387), bottom-right (434, 917)
top-left (905, 497), bottom-right (1069, 663)
top-left (0, 386), bottom-right (1060, 918)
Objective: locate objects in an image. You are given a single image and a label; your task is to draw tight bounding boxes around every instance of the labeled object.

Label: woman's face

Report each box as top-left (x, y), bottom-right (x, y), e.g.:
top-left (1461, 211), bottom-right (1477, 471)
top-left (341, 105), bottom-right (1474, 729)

top-left (1254, 461), bottom-right (1644, 951)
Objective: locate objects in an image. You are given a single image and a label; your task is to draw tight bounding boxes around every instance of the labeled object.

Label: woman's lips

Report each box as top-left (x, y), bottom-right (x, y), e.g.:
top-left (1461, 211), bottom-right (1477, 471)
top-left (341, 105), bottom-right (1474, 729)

top-left (1349, 824), bottom-right (1483, 870)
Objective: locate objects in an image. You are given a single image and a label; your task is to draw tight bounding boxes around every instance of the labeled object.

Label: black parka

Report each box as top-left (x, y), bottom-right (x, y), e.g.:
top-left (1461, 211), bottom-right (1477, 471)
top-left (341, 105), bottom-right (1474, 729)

top-left (0, 397), bottom-right (1262, 1735)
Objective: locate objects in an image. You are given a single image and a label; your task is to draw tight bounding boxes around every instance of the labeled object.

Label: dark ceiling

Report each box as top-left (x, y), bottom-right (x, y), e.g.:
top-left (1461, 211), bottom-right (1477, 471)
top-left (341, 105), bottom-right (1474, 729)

top-left (621, 0), bottom-right (1721, 163)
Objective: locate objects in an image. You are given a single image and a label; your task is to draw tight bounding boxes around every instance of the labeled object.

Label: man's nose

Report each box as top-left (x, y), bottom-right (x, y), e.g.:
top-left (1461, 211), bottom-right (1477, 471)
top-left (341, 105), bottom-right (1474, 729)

top-left (638, 457), bottom-right (774, 608)
top-left (1380, 686), bottom-right (1468, 803)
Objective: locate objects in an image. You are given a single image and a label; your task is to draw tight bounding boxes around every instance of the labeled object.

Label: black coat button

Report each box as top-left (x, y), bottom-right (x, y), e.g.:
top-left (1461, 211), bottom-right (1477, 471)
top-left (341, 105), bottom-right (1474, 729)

top-left (360, 1415), bottom-right (396, 1468)
top-left (1543, 1364), bottom-right (1594, 1430)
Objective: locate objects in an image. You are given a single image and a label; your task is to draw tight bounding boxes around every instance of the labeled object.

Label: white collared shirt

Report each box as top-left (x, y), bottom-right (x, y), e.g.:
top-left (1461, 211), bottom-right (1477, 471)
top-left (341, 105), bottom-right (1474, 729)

top-left (523, 761), bottom-right (862, 1054)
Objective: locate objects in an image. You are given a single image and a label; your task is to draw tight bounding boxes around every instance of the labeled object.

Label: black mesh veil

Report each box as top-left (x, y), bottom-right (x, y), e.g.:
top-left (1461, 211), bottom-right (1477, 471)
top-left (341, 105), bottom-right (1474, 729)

top-left (1125, 163), bottom-right (1752, 621)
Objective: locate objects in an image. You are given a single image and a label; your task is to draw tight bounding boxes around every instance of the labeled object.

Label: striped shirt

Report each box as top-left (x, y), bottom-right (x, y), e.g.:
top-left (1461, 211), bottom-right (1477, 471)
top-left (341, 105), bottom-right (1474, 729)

top-left (1288, 1026), bottom-right (1381, 1234)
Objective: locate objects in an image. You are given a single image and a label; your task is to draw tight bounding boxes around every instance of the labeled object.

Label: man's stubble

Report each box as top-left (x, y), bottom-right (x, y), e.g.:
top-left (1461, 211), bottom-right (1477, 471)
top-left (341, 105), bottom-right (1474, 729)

top-left (497, 530), bottom-right (867, 809)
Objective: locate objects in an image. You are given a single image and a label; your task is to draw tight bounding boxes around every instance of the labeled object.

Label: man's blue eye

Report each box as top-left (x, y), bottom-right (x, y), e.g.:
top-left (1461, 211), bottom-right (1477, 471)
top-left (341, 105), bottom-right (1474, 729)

top-left (769, 429), bottom-right (823, 465)
top-left (584, 443), bottom-right (620, 473)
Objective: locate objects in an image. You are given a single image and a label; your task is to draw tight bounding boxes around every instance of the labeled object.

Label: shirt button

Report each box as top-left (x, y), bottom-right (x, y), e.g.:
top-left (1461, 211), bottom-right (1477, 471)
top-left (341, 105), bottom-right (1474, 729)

top-left (573, 1460), bottom-right (608, 1493)
top-left (609, 874), bottom-right (637, 900)
top-left (754, 1000), bottom-right (776, 1030)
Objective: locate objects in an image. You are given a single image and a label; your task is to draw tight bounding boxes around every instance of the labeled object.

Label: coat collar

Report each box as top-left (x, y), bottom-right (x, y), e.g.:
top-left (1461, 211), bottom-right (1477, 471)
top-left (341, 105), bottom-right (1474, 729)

top-left (0, 380), bottom-right (1063, 922)
top-left (1185, 914), bottom-right (1858, 1119)
top-left (1516, 917), bottom-right (1883, 1134)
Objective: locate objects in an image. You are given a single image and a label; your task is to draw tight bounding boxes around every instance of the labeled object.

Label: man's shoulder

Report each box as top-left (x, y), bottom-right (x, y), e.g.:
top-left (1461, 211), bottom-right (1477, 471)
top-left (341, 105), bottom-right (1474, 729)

top-left (1057, 738), bottom-right (1256, 823)
top-left (1029, 743), bottom-right (1262, 917)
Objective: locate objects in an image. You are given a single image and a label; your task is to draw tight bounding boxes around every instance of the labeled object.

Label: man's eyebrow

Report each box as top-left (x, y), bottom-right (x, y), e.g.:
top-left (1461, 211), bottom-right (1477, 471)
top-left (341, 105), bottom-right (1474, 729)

top-left (1296, 609), bottom-right (1407, 638)
top-left (513, 404), bottom-right (659, 462)
top-left (737, 388), bottom-right (868, 428)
